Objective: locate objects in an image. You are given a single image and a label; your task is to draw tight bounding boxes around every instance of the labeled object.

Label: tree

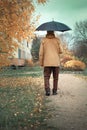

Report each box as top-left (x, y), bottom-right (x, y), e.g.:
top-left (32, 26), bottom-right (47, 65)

top-left (74, 20), bottom-right (87, 43)
top-left (0, 0), bottom-right (47, 68)
top-left (31, 36), bottom-right (41, 62)
top-left (72, 20), bottom-right (87, 58)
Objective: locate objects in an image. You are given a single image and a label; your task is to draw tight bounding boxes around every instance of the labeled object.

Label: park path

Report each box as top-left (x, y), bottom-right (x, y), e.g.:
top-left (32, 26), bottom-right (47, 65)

top-left (45, 74), bottom-right (87, 130)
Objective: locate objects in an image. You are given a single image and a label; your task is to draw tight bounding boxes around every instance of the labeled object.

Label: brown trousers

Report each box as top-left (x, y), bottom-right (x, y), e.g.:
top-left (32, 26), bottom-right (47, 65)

top-left (44, 67), bottom-right (59, 92)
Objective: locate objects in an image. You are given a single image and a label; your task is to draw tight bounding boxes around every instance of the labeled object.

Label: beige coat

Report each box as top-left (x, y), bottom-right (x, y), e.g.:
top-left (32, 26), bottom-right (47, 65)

top-left (39, 34), bottom-right (63, 67)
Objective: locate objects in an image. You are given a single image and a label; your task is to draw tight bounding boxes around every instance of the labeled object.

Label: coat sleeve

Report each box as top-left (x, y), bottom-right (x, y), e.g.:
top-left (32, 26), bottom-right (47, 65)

top-left (39, 40), bottom-right (44, 66)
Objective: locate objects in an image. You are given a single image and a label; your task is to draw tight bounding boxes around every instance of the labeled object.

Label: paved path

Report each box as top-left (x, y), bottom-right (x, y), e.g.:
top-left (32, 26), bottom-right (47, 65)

top-left (46, 74), bottom-right (87, 130)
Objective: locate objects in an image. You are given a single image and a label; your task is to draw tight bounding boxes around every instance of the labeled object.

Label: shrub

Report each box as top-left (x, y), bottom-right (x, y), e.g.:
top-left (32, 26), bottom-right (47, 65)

top-left (60, 55), bottom-right (75, 68)
top-left (64, 60), bottom-right (86, 70)
top-left (78, 57), bottom-right (87, 66)
top-left (61, 56), bottom-right (73, 64)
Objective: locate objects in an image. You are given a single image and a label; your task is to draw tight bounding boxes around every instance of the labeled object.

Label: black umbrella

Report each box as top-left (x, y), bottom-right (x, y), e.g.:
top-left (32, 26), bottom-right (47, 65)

top-left (36, 21), bottom-right (71, 32)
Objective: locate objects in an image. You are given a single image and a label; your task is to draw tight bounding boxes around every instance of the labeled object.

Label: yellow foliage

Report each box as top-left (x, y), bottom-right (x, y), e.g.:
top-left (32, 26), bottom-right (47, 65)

top-left (61, 55), bottom-right (74, 65)
top-left (38, 0), bottom-right (47, 3)
top-left (0, 0), bottom-right (47, 68)
top-left (64, 60), bottom-right (86, 70)
top-left (0, 54), bottom-right (11, 67)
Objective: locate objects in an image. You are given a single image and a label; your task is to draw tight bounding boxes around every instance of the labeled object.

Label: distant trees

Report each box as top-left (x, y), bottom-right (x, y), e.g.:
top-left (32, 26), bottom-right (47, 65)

top-left (73, 20), bottom-right (87, 58)
top-left (31, 36), bottom-right (41, 62)
top-left (74, 20), bottom-right (87, 43)
top-left (0, 0), bottom-right (47, 68)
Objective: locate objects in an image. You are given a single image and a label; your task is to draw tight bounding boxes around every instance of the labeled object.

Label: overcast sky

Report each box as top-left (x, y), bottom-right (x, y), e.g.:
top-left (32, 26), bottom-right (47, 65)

top-left (35, 0), bottom-right (87, 30)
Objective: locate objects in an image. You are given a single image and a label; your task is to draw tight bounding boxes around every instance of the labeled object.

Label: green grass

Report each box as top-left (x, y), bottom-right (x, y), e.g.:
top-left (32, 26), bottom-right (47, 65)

top-left (0, 85), bottom-right (57, 130)
top-left (0, 66), bottom-right (58, 130)
top-left (0, 85), bottom-right (48, 130)
top-left (0, 66), bottom-right (43, 77)
top-left (82, 68), bottom-right (87, 76)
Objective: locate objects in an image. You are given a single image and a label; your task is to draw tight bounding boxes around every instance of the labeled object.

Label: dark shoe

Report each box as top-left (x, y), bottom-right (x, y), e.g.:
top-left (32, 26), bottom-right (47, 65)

top-left (53, 91), bottom-right (57, 95)
top-left (45, 91), bottom-right (50, 96)
top-left (52, 89), bottom-right (57, 95)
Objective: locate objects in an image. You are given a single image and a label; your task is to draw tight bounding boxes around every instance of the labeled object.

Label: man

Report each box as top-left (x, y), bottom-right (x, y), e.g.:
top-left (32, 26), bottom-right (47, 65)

top-left (39, 31), bottom-right (63, 96)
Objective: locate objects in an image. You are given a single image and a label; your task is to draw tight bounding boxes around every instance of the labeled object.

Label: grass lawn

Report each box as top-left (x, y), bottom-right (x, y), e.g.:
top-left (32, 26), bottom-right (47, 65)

top-left (0, 79), bottom-right (46, 130)
top-left (0, 66), bottom-right (58, 130)
top-left (0, 66), bottom-right (43, 77)
top-left (82, 68), bottom-right (87, 76)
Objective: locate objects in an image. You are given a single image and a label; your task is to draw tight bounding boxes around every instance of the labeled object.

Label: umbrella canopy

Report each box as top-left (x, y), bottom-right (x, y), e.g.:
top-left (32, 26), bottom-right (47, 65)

top-left (36, 21), bottom-right (71, 32)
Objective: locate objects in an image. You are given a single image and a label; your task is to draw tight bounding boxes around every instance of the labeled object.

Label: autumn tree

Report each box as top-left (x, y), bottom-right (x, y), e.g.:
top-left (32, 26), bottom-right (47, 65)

top-left (0, 0), bottom-right (47, 68)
